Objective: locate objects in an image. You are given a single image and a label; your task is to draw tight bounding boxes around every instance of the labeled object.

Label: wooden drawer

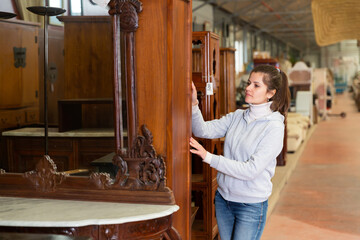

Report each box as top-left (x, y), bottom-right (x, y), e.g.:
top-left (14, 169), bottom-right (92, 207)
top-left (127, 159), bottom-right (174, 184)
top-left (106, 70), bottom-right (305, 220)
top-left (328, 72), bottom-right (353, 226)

top-left (25, 108), bottom-right (39, 124)
top-left (0, 110), bottom-right (25, 130)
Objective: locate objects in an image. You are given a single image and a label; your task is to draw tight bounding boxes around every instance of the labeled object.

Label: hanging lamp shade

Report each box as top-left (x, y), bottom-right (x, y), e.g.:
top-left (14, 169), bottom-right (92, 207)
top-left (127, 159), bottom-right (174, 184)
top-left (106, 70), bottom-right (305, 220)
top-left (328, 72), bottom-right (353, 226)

top-left (312, 0), bottom-right (360, 46)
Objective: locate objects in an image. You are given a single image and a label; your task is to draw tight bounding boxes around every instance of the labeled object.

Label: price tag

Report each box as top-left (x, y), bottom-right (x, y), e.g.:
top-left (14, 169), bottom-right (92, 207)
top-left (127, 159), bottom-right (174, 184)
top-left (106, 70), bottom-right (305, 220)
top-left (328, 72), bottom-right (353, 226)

top-left (206, 82), bottom-right (213, 95)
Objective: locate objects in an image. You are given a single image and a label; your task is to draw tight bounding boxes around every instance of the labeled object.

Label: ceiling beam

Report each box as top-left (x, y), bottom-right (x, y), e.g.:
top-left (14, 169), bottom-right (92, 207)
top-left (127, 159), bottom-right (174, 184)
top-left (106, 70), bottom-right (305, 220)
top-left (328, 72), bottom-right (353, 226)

top-left (267, 28), bottom-right (314, 32)
top-left (231, 0), bottom-right (263, 17)
top-left (242, 9), bottom-right (311, 17)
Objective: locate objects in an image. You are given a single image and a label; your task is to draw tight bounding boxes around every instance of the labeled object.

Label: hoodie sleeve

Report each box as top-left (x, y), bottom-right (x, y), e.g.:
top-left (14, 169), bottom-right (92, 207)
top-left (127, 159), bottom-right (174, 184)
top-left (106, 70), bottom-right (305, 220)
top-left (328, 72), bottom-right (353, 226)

top-left (192, 105), bottom-right (238, 139)
top-left (209, 124), bottom-right (284, 180)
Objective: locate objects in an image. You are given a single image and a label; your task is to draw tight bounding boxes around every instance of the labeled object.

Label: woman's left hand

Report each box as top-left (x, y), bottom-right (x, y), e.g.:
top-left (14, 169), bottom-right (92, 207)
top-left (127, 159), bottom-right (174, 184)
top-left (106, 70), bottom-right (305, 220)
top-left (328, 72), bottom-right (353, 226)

top-left (190, 137), bottom-right (207, 160)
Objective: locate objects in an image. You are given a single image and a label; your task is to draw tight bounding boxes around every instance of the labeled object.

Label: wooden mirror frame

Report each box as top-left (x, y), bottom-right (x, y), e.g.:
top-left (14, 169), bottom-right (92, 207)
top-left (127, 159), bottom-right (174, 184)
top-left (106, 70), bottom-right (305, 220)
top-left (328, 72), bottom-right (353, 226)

top-left (0, 0), bottom-right (175, 205)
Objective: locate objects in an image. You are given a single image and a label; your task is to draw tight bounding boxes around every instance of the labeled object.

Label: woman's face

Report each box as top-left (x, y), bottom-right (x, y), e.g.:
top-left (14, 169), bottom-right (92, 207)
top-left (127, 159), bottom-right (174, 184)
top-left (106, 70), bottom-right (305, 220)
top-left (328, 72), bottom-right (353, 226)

top-left (245, 72), bottom-right (275, 105)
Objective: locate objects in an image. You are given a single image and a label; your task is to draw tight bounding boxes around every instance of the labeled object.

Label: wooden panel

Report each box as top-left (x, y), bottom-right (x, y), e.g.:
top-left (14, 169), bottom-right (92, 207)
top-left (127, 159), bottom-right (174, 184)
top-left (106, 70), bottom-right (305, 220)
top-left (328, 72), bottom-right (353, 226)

top-left (166, 1), bottom-right (192, 239)
top-left (58, 16), bottom-right (113, 99)
top-left (38, 27), bottom-right (65, 125)
top-left (21, 24), bottom-right (39, 107)
top-left (134, 1), bottom-right (192, 238)
top-left (0, 20), bottom-right (22, 109)
top-left (136, 1), bottom-right (167, 154)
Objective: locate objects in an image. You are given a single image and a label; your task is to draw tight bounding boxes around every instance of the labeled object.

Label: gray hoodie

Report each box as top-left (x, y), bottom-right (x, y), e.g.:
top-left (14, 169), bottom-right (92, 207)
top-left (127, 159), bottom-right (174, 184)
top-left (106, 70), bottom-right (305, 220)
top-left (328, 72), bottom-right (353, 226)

top-left (192, 105), bottom-right (284, 203)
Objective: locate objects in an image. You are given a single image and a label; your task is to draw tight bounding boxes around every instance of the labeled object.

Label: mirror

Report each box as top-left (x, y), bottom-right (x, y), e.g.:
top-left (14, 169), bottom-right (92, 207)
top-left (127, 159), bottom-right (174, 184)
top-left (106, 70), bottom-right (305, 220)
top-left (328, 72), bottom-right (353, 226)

top-left (0, 0), bottom-right (176, 206)
top-left (0, 2), bottom-right (126, 179)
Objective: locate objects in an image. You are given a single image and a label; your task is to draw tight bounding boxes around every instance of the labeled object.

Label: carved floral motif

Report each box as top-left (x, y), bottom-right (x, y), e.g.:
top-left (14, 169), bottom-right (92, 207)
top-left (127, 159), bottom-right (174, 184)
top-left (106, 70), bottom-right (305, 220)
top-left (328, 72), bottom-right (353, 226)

top-left (24, 155), bottom-right (68, 192)
top-left (90, 125), bottom-right (166, 191)
top-left (89, 172), bottom-right (113, 189)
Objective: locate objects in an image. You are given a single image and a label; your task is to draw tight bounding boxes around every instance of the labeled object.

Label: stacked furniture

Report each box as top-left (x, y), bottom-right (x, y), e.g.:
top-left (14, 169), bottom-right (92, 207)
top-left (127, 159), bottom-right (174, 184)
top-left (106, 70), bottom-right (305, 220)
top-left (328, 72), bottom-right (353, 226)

top-left (286, 112), bottom-right (311, 152)
top-left (287, 62), bottom-right (313, 152)
top-left (312, 68), bottom-right (335, 119)
top-left (288, 61), bottom-right (313, 123)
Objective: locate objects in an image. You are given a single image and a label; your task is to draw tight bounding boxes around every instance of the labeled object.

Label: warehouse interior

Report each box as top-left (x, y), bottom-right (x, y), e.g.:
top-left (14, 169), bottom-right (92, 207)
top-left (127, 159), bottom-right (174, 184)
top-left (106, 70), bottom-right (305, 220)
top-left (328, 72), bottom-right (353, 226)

top-left (0, 0), bottom-right (359, 239)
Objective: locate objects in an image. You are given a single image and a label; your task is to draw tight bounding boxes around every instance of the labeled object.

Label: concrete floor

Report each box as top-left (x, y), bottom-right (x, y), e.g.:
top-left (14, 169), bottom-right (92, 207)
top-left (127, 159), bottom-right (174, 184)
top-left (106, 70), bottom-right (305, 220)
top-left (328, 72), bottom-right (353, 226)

top-left (262, 91), bottom-right (360, 240)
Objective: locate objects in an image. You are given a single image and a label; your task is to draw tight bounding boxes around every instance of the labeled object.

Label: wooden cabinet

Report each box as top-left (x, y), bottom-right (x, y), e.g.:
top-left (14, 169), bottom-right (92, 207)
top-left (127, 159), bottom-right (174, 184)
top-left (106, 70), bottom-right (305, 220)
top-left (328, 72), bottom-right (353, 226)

top-left (57, 16), bottom-right (113, 100)
top-left (192, 31), bottom-right (220, 240)
top-left (0, 20), bottom-right (40, 130)
top-left (219, 48), bottom-right (236, 115)
top-left (57, 16), bottom-right (114, 129)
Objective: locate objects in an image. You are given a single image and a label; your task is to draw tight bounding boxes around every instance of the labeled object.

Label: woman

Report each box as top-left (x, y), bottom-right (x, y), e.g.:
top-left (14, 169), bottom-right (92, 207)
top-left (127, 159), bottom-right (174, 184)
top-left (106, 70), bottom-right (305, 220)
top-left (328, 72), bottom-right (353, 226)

top-left (190, 64), bottom-right (290, 240)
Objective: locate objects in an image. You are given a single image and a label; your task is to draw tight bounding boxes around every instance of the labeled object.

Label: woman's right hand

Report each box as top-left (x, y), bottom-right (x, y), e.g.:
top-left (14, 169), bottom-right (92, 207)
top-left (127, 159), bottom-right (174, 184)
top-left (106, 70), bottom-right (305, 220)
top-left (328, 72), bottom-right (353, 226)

top-left (192, 81), bottom-right (198, 106)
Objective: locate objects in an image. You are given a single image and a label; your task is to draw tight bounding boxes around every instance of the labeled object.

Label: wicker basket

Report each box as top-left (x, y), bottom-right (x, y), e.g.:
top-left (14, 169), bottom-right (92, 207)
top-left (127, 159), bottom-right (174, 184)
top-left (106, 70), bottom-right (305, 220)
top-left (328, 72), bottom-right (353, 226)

top-left (312, 0), bottom-right (360, 46)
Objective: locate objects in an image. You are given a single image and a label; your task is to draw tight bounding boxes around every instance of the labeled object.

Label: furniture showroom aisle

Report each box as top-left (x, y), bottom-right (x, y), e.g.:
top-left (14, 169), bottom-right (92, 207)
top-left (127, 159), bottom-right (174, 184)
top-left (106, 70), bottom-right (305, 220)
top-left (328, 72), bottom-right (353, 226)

top-left (262, 91), bottom-right (360, 240)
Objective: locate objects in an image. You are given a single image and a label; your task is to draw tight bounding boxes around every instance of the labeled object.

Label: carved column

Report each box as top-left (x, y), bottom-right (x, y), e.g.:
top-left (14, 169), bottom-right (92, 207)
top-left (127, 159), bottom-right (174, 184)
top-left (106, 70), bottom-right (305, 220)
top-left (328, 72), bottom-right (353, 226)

top-left (102, 0), bottom-right (169, 193)
top-left (108, 0), bottom-right (142, 154)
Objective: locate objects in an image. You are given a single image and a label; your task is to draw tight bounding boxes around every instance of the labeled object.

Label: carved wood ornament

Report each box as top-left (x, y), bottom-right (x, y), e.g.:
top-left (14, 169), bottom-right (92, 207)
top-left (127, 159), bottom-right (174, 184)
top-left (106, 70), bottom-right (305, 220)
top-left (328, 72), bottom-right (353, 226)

top-left (0, 0), bottom-right (174, 205)
top-left (90, 0), bottom-right (167, 192)
top-left (24, 155), bottom-right (68, 192)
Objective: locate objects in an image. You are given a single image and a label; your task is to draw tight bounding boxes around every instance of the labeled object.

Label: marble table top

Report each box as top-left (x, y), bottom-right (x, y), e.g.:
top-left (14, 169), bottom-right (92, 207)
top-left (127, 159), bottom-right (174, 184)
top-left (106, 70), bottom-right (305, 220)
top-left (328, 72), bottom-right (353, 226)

top-left (1, 127), bottom-right (116, 138)
top-left (0, 197), bottom-right (179, 227)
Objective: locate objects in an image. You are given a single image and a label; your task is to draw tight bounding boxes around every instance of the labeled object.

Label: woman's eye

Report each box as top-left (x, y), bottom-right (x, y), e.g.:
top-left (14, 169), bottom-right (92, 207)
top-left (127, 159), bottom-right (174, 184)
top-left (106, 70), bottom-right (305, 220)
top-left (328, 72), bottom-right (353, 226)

top-left (255, 84), bottom-right (259, 88)
top-left (247, 82), bottom-right (251, 86)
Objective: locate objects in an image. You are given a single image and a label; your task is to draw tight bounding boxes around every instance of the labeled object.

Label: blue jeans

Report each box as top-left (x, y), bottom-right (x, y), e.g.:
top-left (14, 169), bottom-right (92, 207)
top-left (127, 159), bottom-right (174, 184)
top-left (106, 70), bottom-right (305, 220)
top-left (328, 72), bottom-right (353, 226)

top-left (214, 191), bottom-right (268, 240)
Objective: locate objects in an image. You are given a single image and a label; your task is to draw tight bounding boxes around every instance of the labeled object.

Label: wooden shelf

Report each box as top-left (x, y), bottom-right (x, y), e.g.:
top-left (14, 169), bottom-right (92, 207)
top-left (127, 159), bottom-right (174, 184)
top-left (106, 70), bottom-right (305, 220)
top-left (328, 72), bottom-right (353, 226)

top-left (58, 98), bottom-right (113, 132)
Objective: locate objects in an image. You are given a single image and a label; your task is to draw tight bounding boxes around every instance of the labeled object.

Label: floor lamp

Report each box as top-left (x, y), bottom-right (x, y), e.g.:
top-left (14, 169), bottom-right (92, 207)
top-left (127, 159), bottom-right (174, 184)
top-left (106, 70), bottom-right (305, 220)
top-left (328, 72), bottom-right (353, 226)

top-left (27, 5), bottom-right (66, 156)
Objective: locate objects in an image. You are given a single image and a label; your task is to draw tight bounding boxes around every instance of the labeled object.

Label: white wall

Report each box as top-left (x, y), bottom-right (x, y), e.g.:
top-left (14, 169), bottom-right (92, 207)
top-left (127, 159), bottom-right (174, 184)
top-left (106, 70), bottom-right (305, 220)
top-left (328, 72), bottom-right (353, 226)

top-left (0, 0), bottom-right (15, 13)
top-left (192, 1), bottom-right (214, 31)
top-left (83, 0), bottom-right (109, 16)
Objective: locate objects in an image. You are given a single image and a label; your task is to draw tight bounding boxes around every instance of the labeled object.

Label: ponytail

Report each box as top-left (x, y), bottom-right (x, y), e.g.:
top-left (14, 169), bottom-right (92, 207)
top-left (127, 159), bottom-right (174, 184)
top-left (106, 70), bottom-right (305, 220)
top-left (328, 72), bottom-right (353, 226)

top-left (274, 70), bottom-right (291, 116)
top-left (250, 65), bottom-right (291, 116)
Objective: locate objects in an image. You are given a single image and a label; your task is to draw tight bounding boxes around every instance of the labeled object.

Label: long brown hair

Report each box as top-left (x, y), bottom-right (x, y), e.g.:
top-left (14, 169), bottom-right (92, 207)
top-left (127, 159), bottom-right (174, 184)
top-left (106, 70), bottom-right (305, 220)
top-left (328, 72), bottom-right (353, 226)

top-left (250, 65), bottom-right (290, 116)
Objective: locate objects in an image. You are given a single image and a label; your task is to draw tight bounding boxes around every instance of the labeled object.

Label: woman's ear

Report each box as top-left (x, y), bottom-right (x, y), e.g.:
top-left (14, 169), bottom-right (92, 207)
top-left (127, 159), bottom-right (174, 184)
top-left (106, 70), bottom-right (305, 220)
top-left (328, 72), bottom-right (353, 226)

top-left (267, 89), bottom-right (276, 99)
